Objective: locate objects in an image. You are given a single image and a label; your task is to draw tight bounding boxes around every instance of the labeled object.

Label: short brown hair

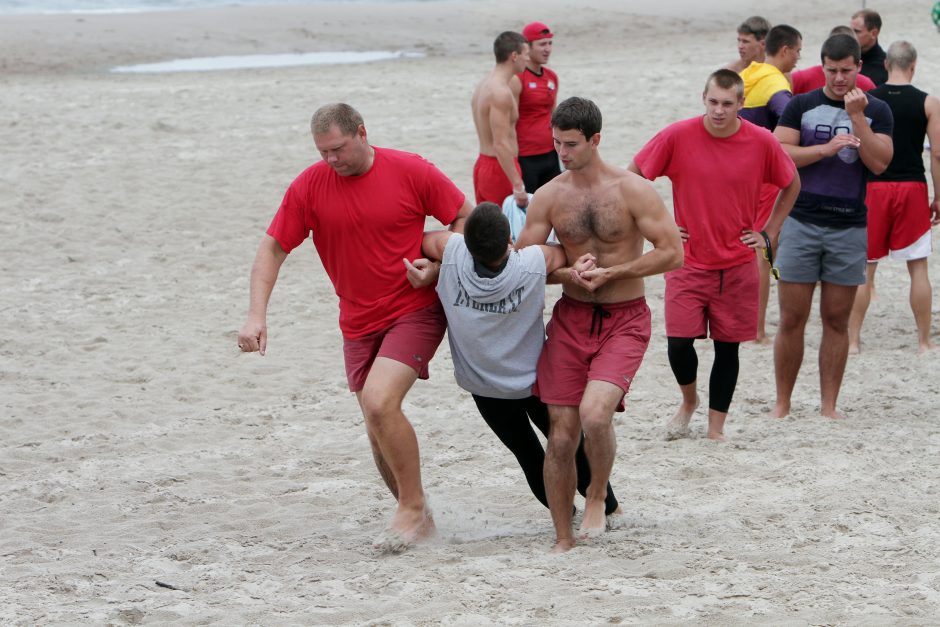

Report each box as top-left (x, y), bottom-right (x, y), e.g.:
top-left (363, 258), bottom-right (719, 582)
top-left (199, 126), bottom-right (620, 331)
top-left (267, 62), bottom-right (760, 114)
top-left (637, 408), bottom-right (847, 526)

top-left (737, 16), bottom-right (771, 40)
top-left (852, 9), bottom-right (882, 32)
top-left (310, 103), bottom-right (364, 136)
top-left (704, 69), bottom-right (744, 100)
top-left (494, 31), bottom-right (527, 63)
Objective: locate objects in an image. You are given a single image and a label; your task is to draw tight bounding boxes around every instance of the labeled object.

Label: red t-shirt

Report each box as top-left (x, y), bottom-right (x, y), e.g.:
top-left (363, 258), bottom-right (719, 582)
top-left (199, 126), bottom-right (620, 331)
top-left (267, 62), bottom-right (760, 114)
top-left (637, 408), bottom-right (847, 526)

top-left (633, 117), bottom-right (795, 270)
top-left (516, 66), bottom-right (559, 156)
top-left (267, 147), bottom-right (465, 338)
top-left (791, 65), bottom-right (876, 95)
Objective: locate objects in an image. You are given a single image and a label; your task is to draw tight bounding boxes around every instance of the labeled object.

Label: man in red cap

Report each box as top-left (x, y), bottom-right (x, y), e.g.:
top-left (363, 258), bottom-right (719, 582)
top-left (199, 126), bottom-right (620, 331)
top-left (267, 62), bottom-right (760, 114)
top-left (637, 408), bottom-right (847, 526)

top-left (511, 21), bottom-right (562, 193)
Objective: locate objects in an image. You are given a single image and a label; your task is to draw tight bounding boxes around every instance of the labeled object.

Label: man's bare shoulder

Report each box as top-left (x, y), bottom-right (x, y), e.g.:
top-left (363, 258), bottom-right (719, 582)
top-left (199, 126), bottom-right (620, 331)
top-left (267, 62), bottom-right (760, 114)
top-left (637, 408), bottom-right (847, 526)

top-left (475, 74), bottom-right (513, 104)
top-left (926, 93), bottom-right (940, 118)
top-left (600, 164), bottom-right (651, 194)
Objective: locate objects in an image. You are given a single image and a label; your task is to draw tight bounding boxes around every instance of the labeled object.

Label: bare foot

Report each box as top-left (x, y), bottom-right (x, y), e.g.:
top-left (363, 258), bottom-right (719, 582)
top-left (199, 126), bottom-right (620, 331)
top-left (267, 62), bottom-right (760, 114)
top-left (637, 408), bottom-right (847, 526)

top-left (373, 504), bottom-right (435, 553)
top-left (820, 408), bottom-right (847, 420)
top-left (578, 498), bottom-right (607, 540)
top-left (918, 341), bottom-right (936, 355)
top-left (848, 342), bottom-right (860, 355)
top-left (768, 402), bottom-right (790, 420)
top-left (665, 395), bottom-right (699, 440)
top-left (706, 429), bottom-right (727, 442)
top-left (605, 507), bottom-right (628, 530)
top-left (550, 538), bottom-right (576, 553)
top-left (754, 334), bottom-right (773, 345)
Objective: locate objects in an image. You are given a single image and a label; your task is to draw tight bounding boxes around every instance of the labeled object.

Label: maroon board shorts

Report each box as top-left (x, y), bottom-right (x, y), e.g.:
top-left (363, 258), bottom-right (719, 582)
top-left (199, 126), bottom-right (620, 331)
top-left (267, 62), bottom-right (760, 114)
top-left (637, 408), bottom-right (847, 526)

top-left (664, 261), bottom-right (758, 342)
top-left (342, 301), bottom-right (446, 392)
top-left (534, 295), bottom-right (651, 410)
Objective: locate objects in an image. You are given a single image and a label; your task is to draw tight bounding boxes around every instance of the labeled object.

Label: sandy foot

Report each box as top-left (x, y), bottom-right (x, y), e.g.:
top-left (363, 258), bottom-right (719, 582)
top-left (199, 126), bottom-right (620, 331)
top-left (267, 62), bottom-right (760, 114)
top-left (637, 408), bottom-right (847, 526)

top-left (372, 506), bottom-right (436, 554)
top-left (665, 395), bottom-right (699, 440)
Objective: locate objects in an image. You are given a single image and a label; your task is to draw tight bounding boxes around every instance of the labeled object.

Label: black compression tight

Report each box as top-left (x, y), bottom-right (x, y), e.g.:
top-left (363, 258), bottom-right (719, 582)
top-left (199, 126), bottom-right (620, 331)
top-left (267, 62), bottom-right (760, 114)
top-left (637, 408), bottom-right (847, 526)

top-left (666, 337), bottom-right (740, 413)
top-left (471, 394), bottom-right (619, 515)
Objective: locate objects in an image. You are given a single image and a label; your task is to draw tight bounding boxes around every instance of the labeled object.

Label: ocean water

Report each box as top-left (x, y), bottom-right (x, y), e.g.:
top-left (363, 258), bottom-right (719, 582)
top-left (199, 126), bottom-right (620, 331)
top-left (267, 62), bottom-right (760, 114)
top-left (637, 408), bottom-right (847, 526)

top-left (0, 0), bottom-right (425, 16)
top-left (111, 50), bottom-right (424, 73)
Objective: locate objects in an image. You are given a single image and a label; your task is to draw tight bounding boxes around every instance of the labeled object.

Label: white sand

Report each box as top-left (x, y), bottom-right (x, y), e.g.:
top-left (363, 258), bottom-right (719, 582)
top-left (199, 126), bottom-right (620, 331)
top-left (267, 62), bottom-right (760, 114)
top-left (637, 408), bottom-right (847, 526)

top-left (3, 0), bottom-right (940, 622)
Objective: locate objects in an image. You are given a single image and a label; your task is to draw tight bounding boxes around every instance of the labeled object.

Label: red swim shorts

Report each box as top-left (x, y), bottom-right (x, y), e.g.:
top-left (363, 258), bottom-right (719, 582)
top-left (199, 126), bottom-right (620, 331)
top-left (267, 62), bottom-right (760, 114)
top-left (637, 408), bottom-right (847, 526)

top-left (342, 301), bottom-right (446, 392)
top-left (473, 154), bottom-right (521, 205)
top-left (664, 261), bottom-right (758, 343)
top-left (534, 295), bottom-right (651, 410)
top-left (866, 181), bottom-right (931, 260)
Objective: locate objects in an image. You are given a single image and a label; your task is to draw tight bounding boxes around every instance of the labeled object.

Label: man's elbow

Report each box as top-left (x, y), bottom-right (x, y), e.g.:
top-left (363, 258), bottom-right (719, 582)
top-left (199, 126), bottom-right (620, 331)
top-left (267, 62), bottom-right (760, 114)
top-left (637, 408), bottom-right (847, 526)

top-left (665, 242), bottom-right (684, 271)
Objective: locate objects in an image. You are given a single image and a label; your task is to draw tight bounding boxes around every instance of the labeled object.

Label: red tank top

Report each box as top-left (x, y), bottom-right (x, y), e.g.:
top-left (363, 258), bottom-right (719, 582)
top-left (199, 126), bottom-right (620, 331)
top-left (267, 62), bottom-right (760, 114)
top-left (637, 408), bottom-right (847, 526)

top-left (516, 66), bottom-right (559, 156)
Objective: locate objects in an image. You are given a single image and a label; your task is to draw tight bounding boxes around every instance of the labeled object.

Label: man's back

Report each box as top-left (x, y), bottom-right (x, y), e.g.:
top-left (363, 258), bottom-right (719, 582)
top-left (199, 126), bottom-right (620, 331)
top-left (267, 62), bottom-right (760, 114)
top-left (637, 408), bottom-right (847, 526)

top-left (471, 76), bottom-right (519, 156)
top-left (437, 234), bottom-right (547, 398)
top-left (869, 84), bottom-right (929, 182)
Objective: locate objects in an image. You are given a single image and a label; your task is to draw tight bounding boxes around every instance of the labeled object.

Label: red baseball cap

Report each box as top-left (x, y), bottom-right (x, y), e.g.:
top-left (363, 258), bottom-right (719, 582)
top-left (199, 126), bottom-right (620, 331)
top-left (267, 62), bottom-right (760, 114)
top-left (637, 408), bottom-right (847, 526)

top-left (522, 21), bottom-right (553, 42)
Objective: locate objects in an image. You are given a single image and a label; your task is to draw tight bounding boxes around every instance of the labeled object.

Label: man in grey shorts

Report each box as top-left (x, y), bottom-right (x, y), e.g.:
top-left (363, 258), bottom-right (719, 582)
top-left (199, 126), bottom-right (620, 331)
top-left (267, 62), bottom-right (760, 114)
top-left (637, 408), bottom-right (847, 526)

top-left (771, 33), bottom-right (893, 419)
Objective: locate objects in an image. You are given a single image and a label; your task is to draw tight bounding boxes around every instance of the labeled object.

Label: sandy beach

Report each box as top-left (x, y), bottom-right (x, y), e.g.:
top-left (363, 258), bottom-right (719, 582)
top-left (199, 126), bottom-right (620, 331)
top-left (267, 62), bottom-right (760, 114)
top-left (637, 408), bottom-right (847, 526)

top-left (2, 0), bottom-right (940, 622)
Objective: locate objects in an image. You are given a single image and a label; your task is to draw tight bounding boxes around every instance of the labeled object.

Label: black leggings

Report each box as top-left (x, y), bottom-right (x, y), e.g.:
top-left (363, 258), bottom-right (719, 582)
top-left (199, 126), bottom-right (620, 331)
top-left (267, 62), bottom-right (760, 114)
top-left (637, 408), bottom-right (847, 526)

top-left (666, 337), bottom-right (740, 413)
top-left (518, 151), bottom-right (562, 193)
top-left (471, 394), bottom-right (619, 515)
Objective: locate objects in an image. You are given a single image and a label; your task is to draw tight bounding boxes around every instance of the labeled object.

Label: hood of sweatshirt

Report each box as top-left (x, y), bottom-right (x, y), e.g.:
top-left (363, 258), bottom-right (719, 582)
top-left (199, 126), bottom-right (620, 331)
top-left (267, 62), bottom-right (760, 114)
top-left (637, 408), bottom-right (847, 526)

top-left (451, 235), bottom-right (526, 305)
top-left (740, 61), bottom-right (790, 108)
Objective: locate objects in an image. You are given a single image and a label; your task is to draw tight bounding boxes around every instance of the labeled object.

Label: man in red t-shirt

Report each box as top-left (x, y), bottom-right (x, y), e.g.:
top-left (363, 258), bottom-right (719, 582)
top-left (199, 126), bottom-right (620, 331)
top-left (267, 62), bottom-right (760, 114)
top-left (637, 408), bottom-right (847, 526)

top-left (511, 21), bottom-right (562, 193)
top-left (238, 103), bottom-right (471, 552)
top-left (628, 70), bottom-right (800, 442)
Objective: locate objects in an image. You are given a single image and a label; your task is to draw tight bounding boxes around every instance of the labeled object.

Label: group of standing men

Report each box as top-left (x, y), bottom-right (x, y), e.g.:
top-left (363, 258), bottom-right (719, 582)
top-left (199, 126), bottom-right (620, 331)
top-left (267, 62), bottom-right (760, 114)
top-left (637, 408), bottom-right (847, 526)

top-left (236, 10), bottom-right (939, 553)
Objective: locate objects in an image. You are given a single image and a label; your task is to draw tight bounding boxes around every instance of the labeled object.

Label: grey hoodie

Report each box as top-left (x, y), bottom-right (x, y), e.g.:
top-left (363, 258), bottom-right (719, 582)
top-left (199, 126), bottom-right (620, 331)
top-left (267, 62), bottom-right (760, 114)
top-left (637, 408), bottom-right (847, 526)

top-left (436, 234), bottom-right (548, 399)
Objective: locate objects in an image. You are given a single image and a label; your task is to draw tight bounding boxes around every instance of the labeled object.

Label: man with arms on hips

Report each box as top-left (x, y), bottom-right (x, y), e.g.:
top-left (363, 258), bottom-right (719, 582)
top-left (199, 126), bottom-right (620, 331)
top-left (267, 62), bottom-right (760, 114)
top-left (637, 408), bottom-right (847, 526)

top-left (791, 26), bottom-right (877, 95)
top-left (740, 24), bottom-right (803, 344)
top-left (410, 202), bottom-right (623, 523)
top-left (771, 34), bottom-right (893, 420)
top-left (510, 21), bottom-right (561, 193)
top-left (629, 70), bottom-right (799, 442)
top-left (851, 8), bottom-right (888, 87)
top-left (848, 41), bottom-right (940, 354)
top-left (237, 103), bottom-right (472, 551)
top-left (725, 16), bottom-right (771, 74)
top-left (516, 97), bottom-right (683, 552)
top-left (471, 31), bottom-right (530, 208)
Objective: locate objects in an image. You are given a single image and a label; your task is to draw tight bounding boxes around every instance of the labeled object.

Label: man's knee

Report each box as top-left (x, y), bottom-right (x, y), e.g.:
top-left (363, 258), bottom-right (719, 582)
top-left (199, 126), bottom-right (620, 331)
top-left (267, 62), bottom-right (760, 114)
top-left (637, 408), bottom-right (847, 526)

top-left (580, 412), bottom-right (613, 439)
top-left (579, 398), bottom-right (615, 438)
top-left (359, 386), bottom-right (404, 427)
top-left (820, 311), bottom-right (850, 334)
top-left (778, 306), bottom-right (810, 332)
top-left (547, 412), bottom-right (581, 456)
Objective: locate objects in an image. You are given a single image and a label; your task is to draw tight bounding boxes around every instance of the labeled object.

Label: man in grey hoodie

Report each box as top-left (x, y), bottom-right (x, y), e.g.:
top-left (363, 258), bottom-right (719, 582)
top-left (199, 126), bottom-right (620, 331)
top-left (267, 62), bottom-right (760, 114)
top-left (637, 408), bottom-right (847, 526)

top-left (410, 202), bottom-right (622, 521)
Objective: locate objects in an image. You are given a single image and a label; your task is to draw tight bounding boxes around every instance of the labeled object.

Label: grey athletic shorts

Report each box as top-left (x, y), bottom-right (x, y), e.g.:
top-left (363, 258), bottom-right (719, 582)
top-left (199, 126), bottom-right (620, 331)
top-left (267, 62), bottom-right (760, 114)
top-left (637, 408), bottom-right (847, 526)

top-left (775, 217), bottom-right (867, 285)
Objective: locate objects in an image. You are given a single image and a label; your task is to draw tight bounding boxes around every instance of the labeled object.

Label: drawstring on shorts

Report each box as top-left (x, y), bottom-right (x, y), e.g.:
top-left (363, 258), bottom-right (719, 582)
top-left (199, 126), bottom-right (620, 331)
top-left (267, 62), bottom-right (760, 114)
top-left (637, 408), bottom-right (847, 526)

top-left (590, 304), bottom-right (612, 337)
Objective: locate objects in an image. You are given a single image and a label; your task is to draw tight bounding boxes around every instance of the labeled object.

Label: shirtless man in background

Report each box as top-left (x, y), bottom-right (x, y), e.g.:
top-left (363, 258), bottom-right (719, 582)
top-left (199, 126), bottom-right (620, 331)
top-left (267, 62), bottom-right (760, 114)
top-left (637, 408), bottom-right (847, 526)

top-left (516, 97), bottom-right (683, 552)
top-left (471, 31), bottom-right (530, 208)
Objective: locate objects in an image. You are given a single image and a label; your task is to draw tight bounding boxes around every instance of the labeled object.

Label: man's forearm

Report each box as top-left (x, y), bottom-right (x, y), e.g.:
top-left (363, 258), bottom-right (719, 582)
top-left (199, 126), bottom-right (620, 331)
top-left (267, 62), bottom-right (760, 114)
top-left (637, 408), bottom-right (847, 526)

top-left (851, 116), bottom-right (892, 174)
top-left (780, 143), bottom-right (826, 168)
top-left (606, 246), bottom-right (683, 280)
top-left (931, 152), bottom-right (940, 204)
top-left (247, 239), bottom-right (286, 319)
top-left (495, 141), bottom-right (525, 191)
